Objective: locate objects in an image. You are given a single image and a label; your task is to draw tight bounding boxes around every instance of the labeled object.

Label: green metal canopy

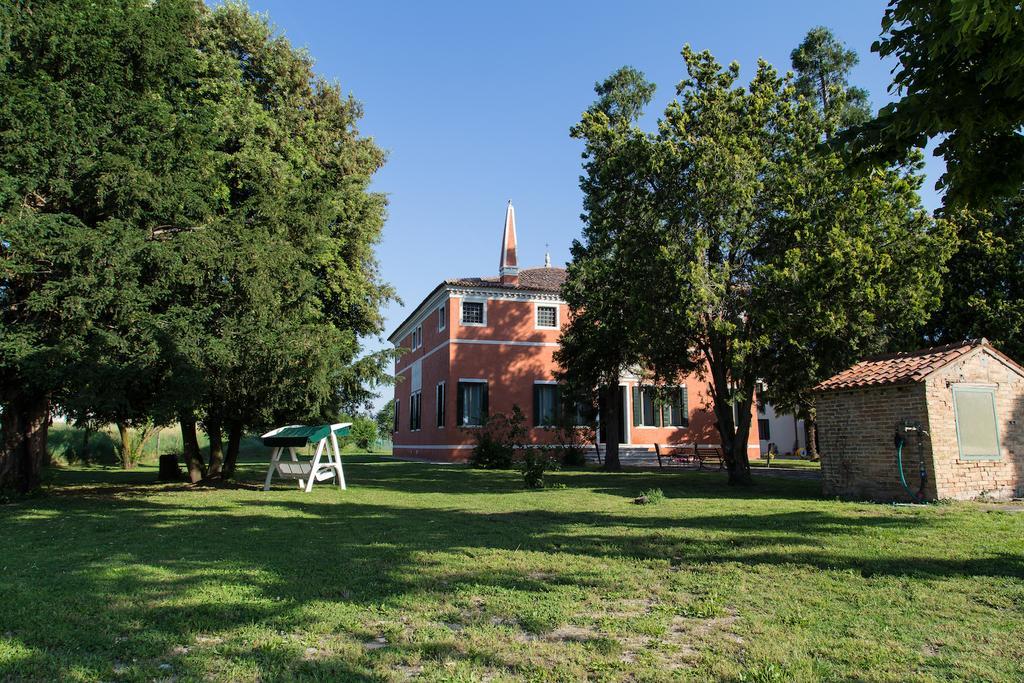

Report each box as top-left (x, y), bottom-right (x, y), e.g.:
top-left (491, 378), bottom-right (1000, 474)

top-left (260, 423), bottom-right (351, 448)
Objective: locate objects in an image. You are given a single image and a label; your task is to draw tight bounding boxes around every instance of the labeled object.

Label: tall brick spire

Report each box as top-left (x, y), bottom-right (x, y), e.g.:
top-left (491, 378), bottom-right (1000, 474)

top-left (499, 200), bottom-right (519, 285)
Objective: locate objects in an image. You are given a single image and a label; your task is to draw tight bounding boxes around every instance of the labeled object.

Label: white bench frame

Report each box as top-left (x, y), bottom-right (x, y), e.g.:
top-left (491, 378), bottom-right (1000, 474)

top-left (261, 423), bottom-right (348, 492)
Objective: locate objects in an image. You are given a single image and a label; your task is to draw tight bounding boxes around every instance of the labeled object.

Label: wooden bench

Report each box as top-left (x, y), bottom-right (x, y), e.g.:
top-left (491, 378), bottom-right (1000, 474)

top-left (654, 443), bottom-right (726, 471)
top-left (654, 443), bottom-right (695, 469)
top-left (693, 444), bottom-right (726, 471)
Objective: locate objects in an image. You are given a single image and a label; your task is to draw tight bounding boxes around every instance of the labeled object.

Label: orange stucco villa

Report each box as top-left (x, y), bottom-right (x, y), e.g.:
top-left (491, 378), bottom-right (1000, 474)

top-left (388, 203), bottom-right (761, 462)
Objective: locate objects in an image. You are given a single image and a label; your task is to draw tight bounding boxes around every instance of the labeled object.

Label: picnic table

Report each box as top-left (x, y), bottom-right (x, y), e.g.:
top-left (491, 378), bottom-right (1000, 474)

top-left (260, 422), bottom-right (350, 492)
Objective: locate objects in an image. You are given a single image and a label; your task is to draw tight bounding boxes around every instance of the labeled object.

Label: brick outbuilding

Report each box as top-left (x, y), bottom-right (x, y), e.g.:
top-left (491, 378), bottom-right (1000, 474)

top-left (813, 340), bottom-right (1024, 501)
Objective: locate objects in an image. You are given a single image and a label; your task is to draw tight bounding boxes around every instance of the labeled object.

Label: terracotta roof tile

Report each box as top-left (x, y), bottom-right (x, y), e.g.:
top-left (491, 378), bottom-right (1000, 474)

top-left (446, 267), bottom-right (566, 293)
top-left (812, 341), bottom-right (980, 392)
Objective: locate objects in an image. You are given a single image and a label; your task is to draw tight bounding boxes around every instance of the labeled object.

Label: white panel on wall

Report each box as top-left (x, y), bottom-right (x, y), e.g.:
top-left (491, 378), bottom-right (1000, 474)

top-left (411, 359), bottom-right (422, 393)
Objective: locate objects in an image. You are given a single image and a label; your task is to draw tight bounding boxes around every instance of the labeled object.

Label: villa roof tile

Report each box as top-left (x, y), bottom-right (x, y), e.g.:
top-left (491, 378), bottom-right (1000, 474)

top-left (813, 341), bottom-right (983, 392)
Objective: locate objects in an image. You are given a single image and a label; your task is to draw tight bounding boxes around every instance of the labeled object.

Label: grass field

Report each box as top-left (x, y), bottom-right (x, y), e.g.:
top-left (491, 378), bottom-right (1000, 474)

top-left (1, 458), bottom-right (1022, 682)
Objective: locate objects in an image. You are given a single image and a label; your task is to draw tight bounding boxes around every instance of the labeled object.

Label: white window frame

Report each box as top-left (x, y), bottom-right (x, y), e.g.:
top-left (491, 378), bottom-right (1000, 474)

top-left (460, 298), bottom-right (487, 327)
top-left (437, 302), bottom-right (446, 332)
top-left (534, 302), bottom-right (559, 330)
top-left (457, 378), bottom-right (487, 427)
top-left (533, 380), bottom-right (559, 429)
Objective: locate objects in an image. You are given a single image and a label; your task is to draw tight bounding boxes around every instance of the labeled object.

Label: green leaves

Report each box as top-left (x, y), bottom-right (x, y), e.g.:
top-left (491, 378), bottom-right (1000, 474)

top-left (1, 0), bottom-right (395, 478)
top-left (841, 0), bottom-right (1024, 207)
top-left (561, 34), bottom-right (954, 481)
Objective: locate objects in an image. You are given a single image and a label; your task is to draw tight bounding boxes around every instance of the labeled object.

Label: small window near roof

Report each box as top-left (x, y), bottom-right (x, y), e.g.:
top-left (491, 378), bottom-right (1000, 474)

top-left (536, 305), bottom-right (557, 328)
top-left (462, 301), bottom-right (484, 325)
top-left (953, 386), bottom-right (1001, 460)
top-left (437, 303), bottom-right (446, 331)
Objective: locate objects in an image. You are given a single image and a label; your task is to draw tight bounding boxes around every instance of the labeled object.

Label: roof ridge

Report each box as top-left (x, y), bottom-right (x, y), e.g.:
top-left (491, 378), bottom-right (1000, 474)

top-left (860, 339), bottom-right (980, 363)
top-left (813, 339), bottom-right (1003, 393)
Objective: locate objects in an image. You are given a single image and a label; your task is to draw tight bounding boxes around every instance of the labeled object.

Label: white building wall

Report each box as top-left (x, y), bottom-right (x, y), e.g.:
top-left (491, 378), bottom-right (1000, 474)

top-left (758, 402), bottom-right (805, 456)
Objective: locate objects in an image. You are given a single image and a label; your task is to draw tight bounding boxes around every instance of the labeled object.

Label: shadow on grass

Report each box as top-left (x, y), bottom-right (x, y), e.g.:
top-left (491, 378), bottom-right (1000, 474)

top-left (2, 459), bottom-right (1019, 680)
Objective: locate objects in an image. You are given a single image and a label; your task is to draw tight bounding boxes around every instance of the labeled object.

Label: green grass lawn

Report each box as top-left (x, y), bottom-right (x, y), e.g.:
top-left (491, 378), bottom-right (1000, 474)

top-left (748, 457), bottom-right (821, 470)
top-left (1, 459), bottom-right (1022, 682)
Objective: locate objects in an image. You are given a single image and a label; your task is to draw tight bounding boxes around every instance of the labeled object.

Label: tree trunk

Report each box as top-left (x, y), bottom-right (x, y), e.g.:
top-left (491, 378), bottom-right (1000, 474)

top-left (116, 422), bottom-right (134, 469)
top-left (81, 423), bottom-right (93, 461)
top-left (601, 383), bottom-right (621, 472)
top-left (223, 420), bottom-right (243, 479)
top-left (706, 349), bottom-right (753, 486)
top-left (729, 400), bottom-right (754, 486)
top-left (805, 411), bottom-right (819, 460)
top-left (179, 412), bottom-right (206, 483)
top-left (206, 414), bottom-right (224, 478)
top-left (0, 395), bottom-right (51, 493)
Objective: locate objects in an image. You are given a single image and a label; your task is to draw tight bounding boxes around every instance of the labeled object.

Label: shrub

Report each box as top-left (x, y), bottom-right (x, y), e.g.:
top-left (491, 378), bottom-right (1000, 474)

top-left (633, 487), bottom-right (665, 505)
top-left (469, 406), bottom-right (526, 469)
top-left (349, 417), bottom-right (378, 451)
top-left (521, 448), bottom-right (559, 489)
top-left (552, 422), bottom-right (594, 467)
top-left (560, 444), bottom-right (587, 467)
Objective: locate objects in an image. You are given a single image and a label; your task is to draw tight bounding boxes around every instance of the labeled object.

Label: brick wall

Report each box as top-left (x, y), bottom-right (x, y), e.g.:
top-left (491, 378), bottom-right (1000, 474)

top-left (816, 347), bottom-right (1024, 502)
top-left (924, 349), bottom-right (1024, 500)
top-left (816, 384), bottom-right (936, 501)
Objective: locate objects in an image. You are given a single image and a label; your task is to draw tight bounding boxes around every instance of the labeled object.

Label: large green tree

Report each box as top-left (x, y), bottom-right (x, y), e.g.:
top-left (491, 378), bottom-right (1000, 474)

top-left (556, 66), bottom-right (659, 471)
top-left (1, 1), bottom-right (394, 491)
top-left (0, 0), bottom-right (207, 492)
top-left (926, 193), bottom-right (1024, 360)
top-left (164, 3), bottom-right (395, 482)
top-left (647, 48), bottom-right (951, 484)
top-left (839, 0), bottom-right (1024, 206)
top-left (565, 48), bottom-right (952, 485)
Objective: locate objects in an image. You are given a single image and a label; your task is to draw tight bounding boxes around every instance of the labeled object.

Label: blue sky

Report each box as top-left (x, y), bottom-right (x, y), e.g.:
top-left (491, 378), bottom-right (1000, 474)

top-left (242, 0), bottom-right (945, 410)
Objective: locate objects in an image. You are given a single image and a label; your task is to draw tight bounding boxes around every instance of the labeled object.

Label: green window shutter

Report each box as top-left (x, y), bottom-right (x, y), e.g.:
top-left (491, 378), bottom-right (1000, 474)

top-left (533, 384), bottom-right (541, 426)
top-left (681, 387), bottom-right (689, 427)
top-left (456, 383), bottom-right (465, 426)
top-left (632, 386), bottom-right (641, 426)
top-left (436, 384), bottom-right (445, 428)
top-left (482, 382), bottom-right (489, 420)
top-left (394, 399), bottom-right (400, 432)
top-left (660, 401), bottom-right (670, 428)
top-left (554, 385), bottom-right (562, 423)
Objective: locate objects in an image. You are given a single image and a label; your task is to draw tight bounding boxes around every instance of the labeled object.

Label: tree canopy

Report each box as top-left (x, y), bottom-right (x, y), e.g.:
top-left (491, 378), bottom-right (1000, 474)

top-left (926, 192), bottom-right (1024, 361)
top-left (1, 0), bottom-right (394, 491)
top-left (561, 41), bottom-right (954, 484)
top-left (790, 26), bottom-right (871, 129)
top-left (839, 0), bottom-right (1024, 206)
